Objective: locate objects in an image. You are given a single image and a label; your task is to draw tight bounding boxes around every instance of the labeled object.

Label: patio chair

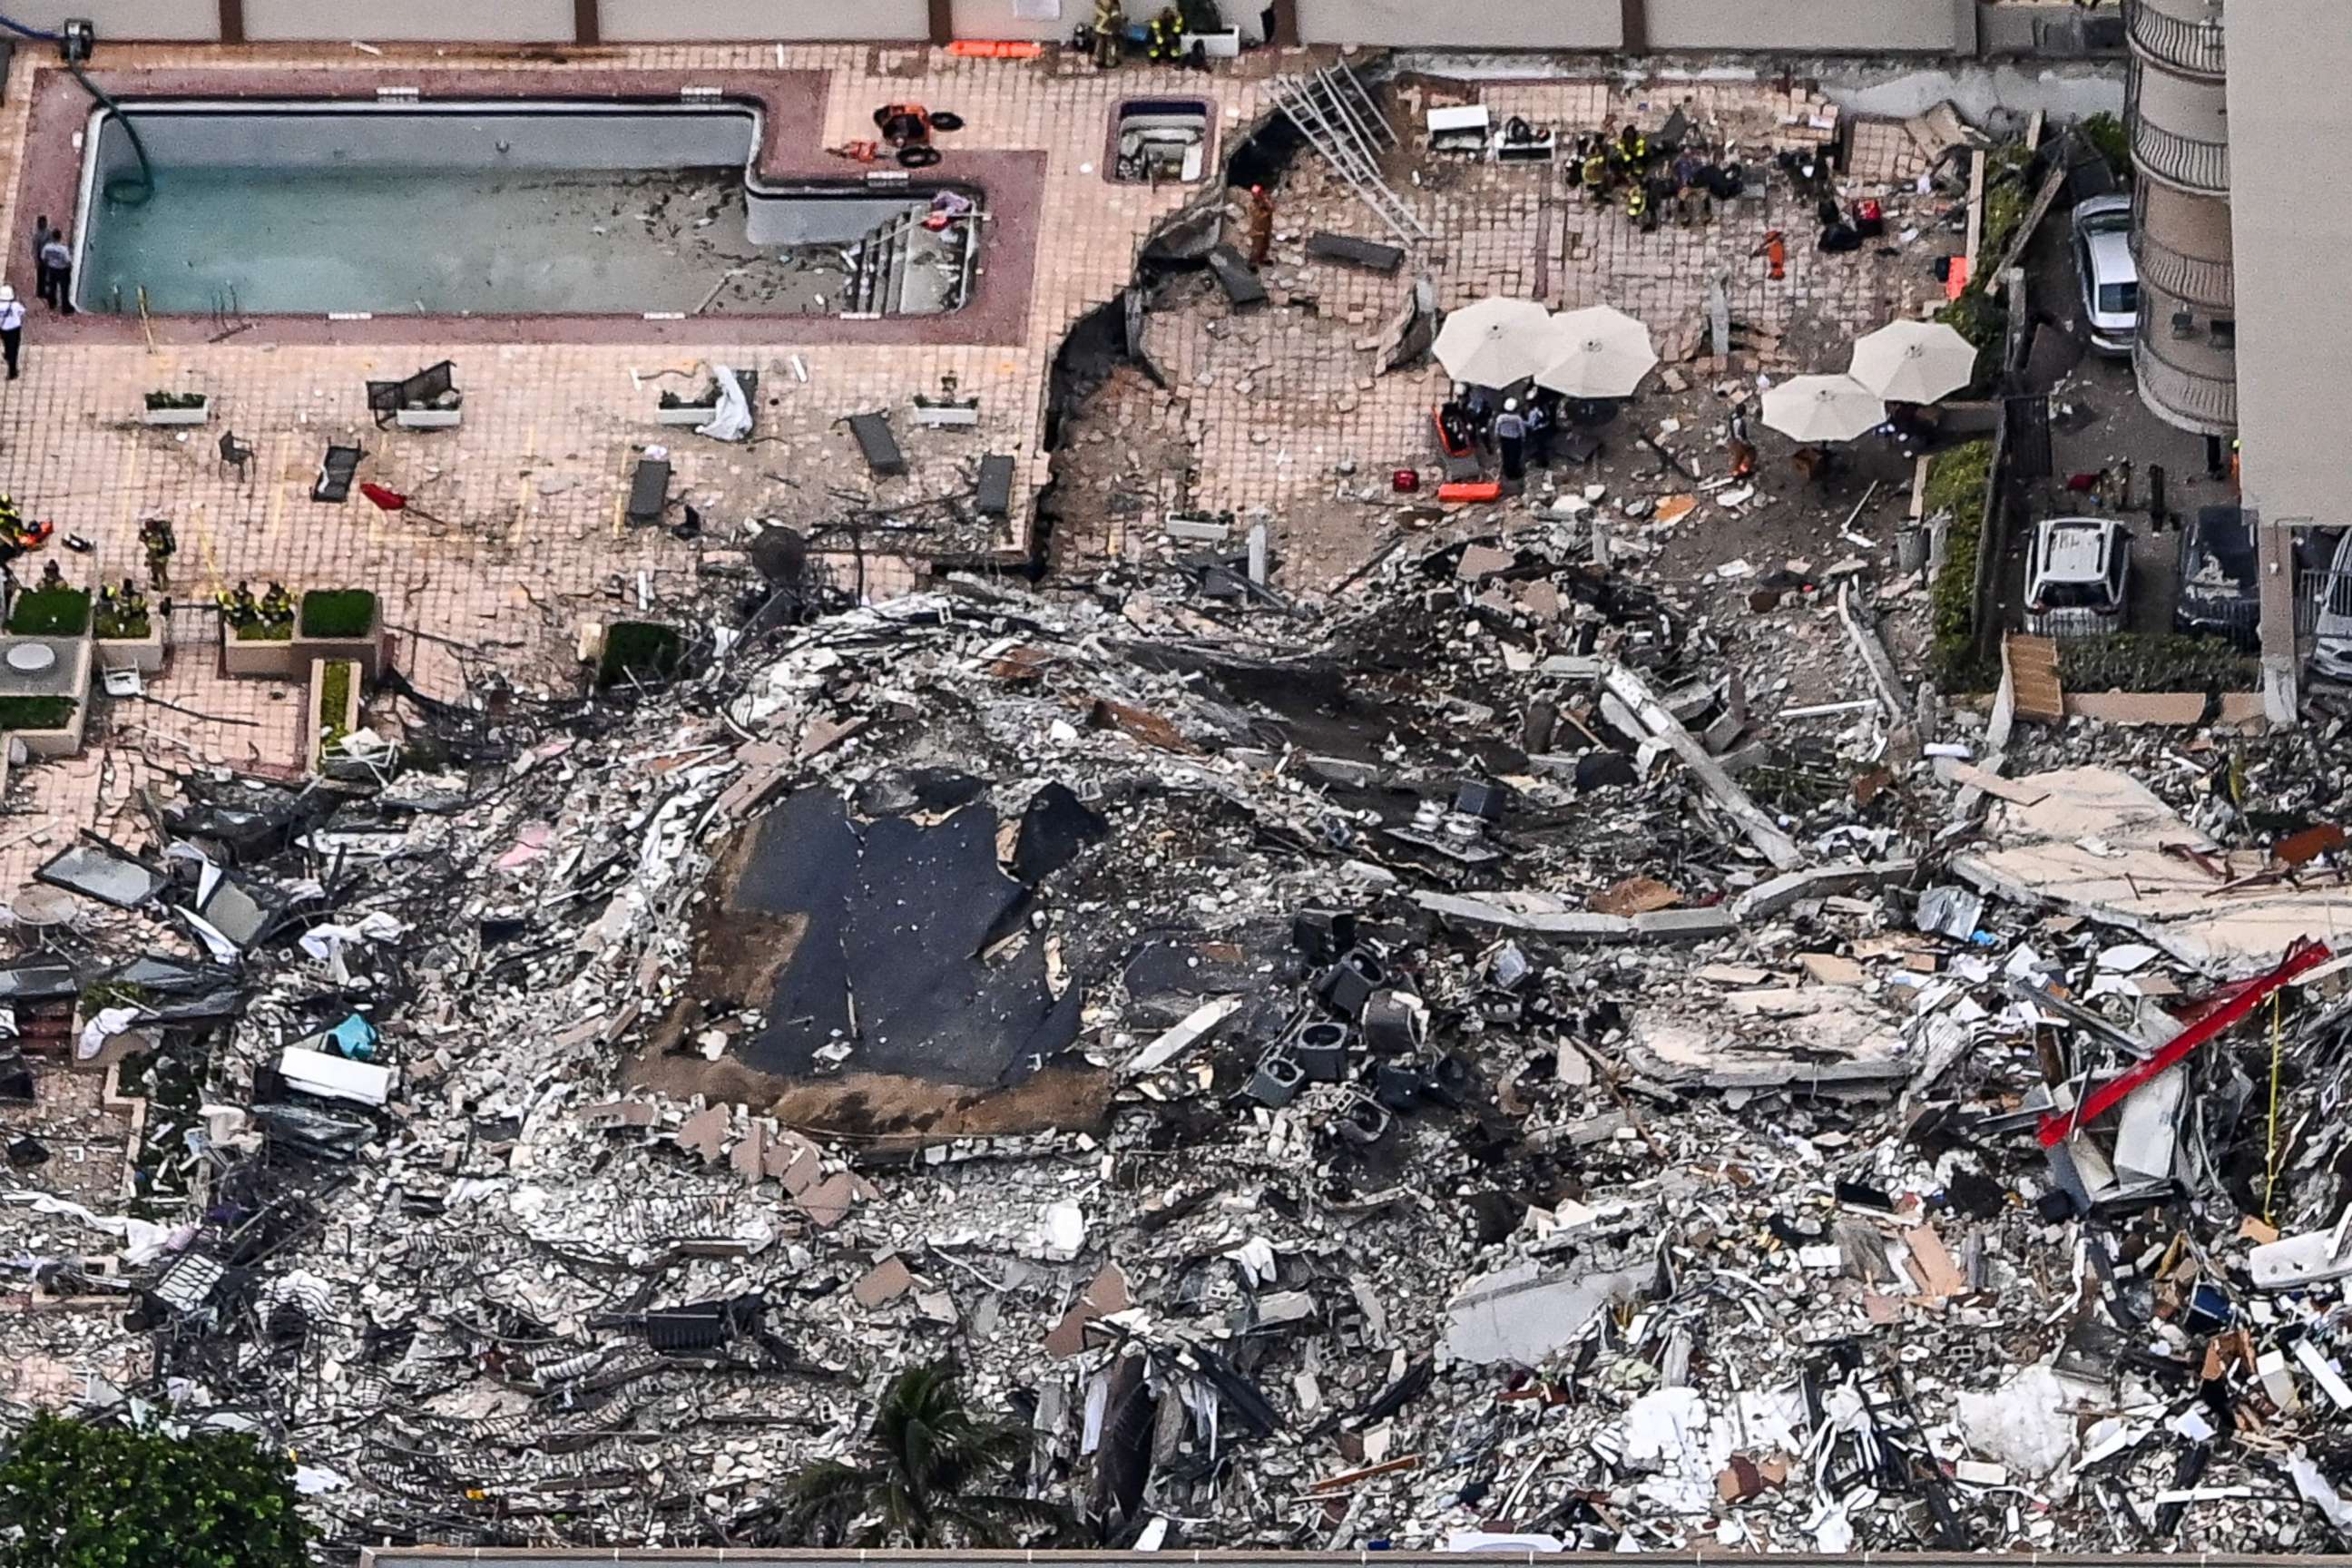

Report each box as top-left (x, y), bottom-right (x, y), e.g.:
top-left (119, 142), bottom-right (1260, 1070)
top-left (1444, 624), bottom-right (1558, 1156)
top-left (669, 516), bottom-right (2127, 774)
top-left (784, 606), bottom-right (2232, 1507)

top-left (365, 359), bottom-right (460, 427)
top-left (218, 430), bottom-right (256, 484)
top-left (311, 444), bottom-right (365, 503)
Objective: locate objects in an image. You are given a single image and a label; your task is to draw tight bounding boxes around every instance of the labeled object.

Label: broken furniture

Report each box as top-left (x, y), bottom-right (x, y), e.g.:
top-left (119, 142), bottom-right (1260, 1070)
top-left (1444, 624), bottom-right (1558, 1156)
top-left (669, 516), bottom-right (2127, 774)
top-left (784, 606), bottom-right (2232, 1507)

top-left (310, 445), bottom-right (364, 503)
top-left (626, 456), bottom-right (672, 527)
top-left (365, 360), bottom-right (462, 430)
top-left (847, 411), bottom-right (907, 476)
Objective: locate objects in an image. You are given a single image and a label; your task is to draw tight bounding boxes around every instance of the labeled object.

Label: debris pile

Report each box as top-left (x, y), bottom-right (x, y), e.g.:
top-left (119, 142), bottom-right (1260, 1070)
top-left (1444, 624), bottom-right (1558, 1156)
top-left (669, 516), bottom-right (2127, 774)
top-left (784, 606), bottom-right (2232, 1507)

top-left (4, 518), bottom-right (2352, 1559)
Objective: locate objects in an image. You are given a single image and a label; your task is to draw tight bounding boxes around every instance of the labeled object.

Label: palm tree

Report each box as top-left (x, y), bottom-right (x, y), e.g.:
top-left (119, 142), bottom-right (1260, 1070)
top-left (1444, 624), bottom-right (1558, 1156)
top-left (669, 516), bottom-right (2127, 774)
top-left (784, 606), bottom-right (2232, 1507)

top-left (779, 1360), bottom-right (1068, 1547)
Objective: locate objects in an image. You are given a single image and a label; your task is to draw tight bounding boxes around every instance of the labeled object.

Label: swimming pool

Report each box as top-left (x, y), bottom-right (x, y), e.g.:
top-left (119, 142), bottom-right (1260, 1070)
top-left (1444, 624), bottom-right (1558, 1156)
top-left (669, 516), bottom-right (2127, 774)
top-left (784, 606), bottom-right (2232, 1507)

top-left (74, 101), bottom-right (981, 318)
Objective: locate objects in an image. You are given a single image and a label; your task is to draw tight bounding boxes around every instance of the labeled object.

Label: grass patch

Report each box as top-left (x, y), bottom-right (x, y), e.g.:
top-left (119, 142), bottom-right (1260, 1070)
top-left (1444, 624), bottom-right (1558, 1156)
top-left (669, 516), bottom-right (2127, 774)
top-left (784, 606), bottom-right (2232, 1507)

top-left (1925, 439), bottom-right (1995, 691)
top-left (235, 617), bottom-right (293, 642)
top-left (5, 586), bottom-right (89, 637)
top-left (598, 621), bottom-right (684, 689)
top-left (0, 694), bottom-right (76, 730)
top-left (318, 659), bottom-right (356, 758)
top-left (2059, 633), bottom-right (2259, 695)
top-left (299, 588), bottom-right (377, 640)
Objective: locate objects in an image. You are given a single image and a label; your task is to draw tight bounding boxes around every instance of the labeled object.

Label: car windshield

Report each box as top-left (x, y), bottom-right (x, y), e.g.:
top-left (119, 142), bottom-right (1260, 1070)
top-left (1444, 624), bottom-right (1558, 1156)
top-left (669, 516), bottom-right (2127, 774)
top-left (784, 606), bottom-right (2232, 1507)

top-left (2096, 281), bottom-right (2138, 315)
top-left (2038, 579), bottom-right (2115, 611)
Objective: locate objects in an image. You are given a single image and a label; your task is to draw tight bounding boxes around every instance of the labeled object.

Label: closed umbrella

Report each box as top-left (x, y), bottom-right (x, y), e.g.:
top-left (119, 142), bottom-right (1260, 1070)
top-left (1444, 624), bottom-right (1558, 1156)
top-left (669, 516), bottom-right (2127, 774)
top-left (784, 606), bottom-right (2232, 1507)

top-left (1434, 297), bottom-right (1553, 389)
top-left (1534, 305), bottom-right (1658, 399)
top-left (1760, 374), bottom-right (1886, 444)
top-left (1847, 318), bottom-right (1976, 404)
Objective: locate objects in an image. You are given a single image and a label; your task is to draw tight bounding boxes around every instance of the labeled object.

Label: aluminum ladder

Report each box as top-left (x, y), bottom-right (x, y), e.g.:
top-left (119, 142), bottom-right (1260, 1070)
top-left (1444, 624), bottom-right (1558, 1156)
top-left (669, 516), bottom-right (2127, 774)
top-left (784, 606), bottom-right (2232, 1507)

top-left (1272, 63), bottom-right (1428, 244)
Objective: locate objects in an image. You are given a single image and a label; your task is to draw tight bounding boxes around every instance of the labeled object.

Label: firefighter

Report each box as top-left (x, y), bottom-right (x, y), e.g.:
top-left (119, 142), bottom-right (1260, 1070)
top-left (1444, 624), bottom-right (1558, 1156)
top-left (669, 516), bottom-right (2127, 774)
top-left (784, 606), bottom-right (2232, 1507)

top-left (1581, 144), bottom-right (1609, 204)
top-left (1243, 183), bottom-right (1274, 267)
top-left (260, 581), bottom-right (295, 626)
top-left (1624, 182), bottom-right (1648, 228)
top-left (1092, 0), bottom-right (1123, 67)
top-left (1144, 6), bottom-right (1180, 62)
top-left (1619, 122), bottom-right (1648, 169)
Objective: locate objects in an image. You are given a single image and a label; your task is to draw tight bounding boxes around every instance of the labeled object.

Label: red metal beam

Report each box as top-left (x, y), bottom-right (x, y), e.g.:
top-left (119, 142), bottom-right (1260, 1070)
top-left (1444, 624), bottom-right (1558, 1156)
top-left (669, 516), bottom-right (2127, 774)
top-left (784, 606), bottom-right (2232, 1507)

top-left (2038, 938), bottom-right (2333, 1147)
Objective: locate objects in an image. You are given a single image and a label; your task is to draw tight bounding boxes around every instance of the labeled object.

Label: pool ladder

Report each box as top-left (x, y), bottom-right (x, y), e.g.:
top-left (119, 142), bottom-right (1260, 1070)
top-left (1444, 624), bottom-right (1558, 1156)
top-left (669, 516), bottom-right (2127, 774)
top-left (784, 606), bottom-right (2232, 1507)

top-left (848, 211), bottom-right (917, 316)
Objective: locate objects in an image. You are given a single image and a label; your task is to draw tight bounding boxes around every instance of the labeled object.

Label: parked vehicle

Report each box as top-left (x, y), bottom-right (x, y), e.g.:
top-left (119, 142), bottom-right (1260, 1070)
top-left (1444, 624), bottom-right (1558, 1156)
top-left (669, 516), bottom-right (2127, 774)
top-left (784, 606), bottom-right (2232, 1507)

top-left (2313, 529), bottom-right (2352, 684)
top-left (2173, 504), bottom-right (2259, 645)
top-left (2025, 515), bottom-right (2132, 638)
top-left (2072, 193), bottom-right (2138, 356)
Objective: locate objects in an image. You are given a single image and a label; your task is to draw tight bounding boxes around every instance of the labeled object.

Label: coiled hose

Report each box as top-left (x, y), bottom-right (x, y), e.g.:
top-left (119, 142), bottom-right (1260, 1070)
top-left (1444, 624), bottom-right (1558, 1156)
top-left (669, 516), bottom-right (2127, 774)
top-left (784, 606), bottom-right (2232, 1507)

top-left (0, 11), bottom-right (153, 204)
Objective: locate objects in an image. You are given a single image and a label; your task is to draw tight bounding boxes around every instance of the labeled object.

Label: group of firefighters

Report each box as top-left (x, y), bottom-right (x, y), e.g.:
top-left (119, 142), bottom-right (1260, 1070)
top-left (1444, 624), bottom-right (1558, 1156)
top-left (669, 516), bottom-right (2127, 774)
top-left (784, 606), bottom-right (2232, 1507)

top-left (1088, 0), bottom-right (1226, 68)
top-left (1573, 119), bottom-right (1748, 233)
top-left (215, 579), bottom-right (295, 632)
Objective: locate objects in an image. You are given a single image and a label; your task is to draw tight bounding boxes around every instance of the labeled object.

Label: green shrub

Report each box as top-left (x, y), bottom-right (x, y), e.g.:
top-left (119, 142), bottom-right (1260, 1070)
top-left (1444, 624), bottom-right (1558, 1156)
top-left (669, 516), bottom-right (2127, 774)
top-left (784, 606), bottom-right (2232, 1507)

top-left (0, 694), bottom-right (77, 730)
top-left (142, 389), bottom-right (206, 411)
top-left (2059, 632), bottom-right (2259, 695)
top-left (234, 618), bottom-right (291, 642)
top-left (598, 621), bottom-right (684, 689)
top-left (299, 588), bottom-right (377, 639)
top-left (318, 659), bottom-right (356, 757)
top-left (1924, 439), bottom-right (1994, 691)
top-left (2079, 112), bottom-right (2130, 178)
top-left (5, 585), bottom-right (90, 636)
top-left (94, 604), bottom-right (152, 640)
top-left (0, 1409), bottom-right (309, 1568)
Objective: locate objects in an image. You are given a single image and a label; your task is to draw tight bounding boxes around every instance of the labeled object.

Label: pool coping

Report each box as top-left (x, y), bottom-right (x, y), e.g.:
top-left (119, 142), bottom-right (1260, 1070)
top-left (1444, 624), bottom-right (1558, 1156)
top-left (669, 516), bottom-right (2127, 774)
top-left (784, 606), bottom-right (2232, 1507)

top-left (17, 65), bottom-right (1044, 348)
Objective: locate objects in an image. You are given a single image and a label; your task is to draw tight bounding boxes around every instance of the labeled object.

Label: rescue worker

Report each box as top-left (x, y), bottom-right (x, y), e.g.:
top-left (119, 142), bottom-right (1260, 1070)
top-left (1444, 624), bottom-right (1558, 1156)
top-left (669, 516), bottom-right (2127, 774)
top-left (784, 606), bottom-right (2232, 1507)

top-left (1494, 398), bottom-right (1527, 484)
top-left (35, 558), bottom-right (62, 591)
top-left (1144, 6), bottom-right (1180, 63)
top-left (141, 518), bottom-right (175, 590)
top-left (1624, 181), bottom-right (1649, 228)
top-left (260, 580), bottom-right (294, 626)
top-left (1581, 144), bottom-right (1609, 205)
top-left (1093, 0), bottom-right (1124, 68)
top-left (1243, 183), bottom-right (1274, 268)
top-left (1619, 122), bottom-right (1648, 169)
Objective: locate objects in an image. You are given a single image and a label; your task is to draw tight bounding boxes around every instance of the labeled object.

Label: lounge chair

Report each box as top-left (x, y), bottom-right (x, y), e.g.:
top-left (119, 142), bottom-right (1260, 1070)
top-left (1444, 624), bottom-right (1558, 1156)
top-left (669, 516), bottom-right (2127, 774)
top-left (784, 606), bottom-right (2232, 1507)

top-left (847, 412), bottom-right (907, 477)
top-left (626, 457), bottom-right (671, 526)
top-left (975, 454), bottom-right (1014, 519)
top-left (311, 445), bottom-right (364, 503)
top-left (366, 360), bottom-right (461, 427)
top-left (1307, 232), bottom-right (1404, 274)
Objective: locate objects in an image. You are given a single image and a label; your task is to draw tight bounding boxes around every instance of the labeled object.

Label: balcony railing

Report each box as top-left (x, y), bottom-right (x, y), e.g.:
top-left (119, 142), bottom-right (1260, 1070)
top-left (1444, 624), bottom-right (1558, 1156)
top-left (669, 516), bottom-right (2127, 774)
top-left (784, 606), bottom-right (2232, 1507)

top-left (2127, 63), bottom-right (2231, 192)
top-left (2124, 0), bottom-right (2227, 79)
top-left (2131, 188), bottom-right (2234, 309)
top-left (2132, 328), bottom-right (2237, 436)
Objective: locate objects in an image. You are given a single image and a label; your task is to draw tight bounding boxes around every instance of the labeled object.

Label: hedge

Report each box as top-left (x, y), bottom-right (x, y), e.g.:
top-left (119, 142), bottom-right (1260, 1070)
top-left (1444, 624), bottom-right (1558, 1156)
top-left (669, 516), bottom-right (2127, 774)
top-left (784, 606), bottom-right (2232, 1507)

top-left (5, 586), bottom-right (90, 636)
top-left (299, 588), bottom-right (377, 639)
top-left (0, 694), bottom-right (77, 730)
top-left (1925, 439), bottom-right (1994, 691)
top-left (0, 1410), bottom-right (309, 1568)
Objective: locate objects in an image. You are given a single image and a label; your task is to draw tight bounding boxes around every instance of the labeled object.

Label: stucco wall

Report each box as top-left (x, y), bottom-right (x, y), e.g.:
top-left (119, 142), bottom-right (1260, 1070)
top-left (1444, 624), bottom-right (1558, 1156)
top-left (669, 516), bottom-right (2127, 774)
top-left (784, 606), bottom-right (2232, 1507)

top-left (5, 0), bottom-right (219, 40)
top-left (244, 0), bottom-right (573, 41)
top-left (1296, 0), bottom-right (1617, 48)
top-left (1646, 0), bottom-right (1965, 53)
top-left (2228, 0), bottom-right (2352, 530)
top-left (598, 0), bottom-right (929, 41)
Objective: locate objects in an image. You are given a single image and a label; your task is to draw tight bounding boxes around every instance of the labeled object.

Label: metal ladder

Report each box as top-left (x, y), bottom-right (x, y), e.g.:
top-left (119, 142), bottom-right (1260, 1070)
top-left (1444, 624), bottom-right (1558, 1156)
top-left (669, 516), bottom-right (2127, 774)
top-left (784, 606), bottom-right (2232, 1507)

top-left (1271, 62), bottom-right (1428, 245)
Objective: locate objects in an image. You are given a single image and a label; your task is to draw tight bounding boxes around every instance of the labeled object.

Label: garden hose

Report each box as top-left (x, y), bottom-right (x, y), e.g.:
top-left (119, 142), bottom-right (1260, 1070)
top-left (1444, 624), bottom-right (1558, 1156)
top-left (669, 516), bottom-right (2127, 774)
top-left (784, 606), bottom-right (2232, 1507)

top-left (0, 13), bottom-right (156, 205)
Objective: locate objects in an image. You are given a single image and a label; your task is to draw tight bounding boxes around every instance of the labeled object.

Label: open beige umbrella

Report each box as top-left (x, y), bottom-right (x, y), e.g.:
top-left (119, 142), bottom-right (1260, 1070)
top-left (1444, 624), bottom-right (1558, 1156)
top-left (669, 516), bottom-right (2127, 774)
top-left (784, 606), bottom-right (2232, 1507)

top-left (1534, 305), bottom-right (1659, 399)
top-left (1433, 296), bottom-right (1553, 389)
top-left (1760, 374), bottom-right (1886, 444)
top-left (1847, 318), bottom-right (1976, 404)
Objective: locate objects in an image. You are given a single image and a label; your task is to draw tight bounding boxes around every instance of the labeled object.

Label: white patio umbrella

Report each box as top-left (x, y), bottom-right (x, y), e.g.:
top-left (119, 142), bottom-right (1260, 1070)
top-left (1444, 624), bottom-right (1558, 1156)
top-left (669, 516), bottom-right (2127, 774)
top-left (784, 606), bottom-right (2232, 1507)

top-left (1759, 374), bottom-right (1887, 445)
top-left (1534, 305), bottom-right (1659, 400)
top-left (1847, 318), bottom-right (1976, 404)
top-left (1433, 296), bottom-right (1553, 389)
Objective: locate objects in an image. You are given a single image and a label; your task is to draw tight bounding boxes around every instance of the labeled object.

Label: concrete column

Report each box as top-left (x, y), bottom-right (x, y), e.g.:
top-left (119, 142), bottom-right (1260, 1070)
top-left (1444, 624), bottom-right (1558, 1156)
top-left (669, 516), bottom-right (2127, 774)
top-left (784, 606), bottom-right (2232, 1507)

top-left (929, 0), bottom-right (954, 44)
top-left (1952, 0), bottom-right (1979, 55)
top-left (574, 0), bottom-right (598, 44)
top-left (1620, 0), bottom-right (1646, 51)
top-left (220, 0), bottom-right (245, 43)
top-left (2257, 511), bottom-right (2301, 723)
top-left (1269, 0), bottom-right (1299, 47)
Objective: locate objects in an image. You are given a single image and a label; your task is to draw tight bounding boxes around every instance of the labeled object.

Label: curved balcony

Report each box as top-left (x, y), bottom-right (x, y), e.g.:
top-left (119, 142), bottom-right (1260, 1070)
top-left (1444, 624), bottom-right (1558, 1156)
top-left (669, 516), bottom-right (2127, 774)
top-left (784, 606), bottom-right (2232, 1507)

top-left (2124, 0), bottom-right (2226, 81)
top-left (2133, 323), bottom-right (2237, 436)
top-left (2131, 184), bottom-right (2233, 310)
top-left (2126, 56), bottom-right (2230, 194)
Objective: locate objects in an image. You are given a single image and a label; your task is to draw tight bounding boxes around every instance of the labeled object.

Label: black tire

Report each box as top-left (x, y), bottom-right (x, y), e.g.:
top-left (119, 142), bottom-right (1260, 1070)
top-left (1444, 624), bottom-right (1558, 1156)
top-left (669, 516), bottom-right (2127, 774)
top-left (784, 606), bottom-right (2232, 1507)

top-left (928, 111), bottom-right (965, 132)
top-left (897, 144), bottom-right (944, 169)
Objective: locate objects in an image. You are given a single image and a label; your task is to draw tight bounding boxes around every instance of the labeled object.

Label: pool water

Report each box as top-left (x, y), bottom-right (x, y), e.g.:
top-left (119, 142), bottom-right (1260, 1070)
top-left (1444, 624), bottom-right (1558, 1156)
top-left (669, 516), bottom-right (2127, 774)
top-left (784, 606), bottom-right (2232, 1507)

top-left (75, 103), bottom-right (975, 318)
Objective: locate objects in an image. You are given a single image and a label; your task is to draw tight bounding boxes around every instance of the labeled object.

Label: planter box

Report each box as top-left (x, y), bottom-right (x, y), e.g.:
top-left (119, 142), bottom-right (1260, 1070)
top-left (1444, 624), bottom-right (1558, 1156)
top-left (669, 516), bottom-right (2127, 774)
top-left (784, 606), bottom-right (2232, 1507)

top-left (140, 399), bottom-right (210, 427)
top-left (308, 658), bottom-right (361, 776)
top-left (656, 404), bottom-right (719, 426)
top-left (12, 702), bottom-right (84, 759)
top-left (96, 625), bottom-right (164, 674)
top-left (912, 402), bottom-right (981, 429)
top-left (0, 632), bottom-right (91, 760)
top-left (394, 406), bottom-right (463, 430)
top-left (222, 630), bottom-right (299, 680)
top-left (1182, 27), bottom-right (1241, 57)
top-left (294, 606), bottom-right (385, 682)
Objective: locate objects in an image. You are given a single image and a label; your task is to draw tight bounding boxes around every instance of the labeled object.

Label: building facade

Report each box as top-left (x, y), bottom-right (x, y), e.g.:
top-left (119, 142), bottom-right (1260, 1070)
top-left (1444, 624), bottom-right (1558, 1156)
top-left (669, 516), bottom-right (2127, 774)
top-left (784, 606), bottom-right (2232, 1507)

top-left (2122, 0), bottom-right (2233, 437)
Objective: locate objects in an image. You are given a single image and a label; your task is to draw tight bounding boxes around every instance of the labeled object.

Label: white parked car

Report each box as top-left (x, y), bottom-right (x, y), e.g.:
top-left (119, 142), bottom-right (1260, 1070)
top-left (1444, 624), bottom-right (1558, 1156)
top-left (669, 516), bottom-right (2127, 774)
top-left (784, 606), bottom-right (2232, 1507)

top-left (2072, 193), bottom-right (2138, 356)
top-left (2025, 515), bottom-right (2132, 638)
top-left (2313, 530), bottom-right (2352, 684)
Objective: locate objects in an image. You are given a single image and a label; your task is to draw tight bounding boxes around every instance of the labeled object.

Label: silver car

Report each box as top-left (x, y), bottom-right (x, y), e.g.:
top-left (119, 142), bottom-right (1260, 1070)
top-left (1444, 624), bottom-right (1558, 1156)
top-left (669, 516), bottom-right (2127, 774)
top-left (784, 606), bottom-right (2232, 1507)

top-left (2072, 193), bottom-right (2138, 356)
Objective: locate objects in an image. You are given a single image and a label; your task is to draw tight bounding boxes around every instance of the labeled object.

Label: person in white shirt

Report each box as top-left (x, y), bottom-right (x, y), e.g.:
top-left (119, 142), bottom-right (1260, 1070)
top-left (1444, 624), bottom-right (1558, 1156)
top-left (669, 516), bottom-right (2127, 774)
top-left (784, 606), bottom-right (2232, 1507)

top-left (0, 286), bottom-right (26, 378)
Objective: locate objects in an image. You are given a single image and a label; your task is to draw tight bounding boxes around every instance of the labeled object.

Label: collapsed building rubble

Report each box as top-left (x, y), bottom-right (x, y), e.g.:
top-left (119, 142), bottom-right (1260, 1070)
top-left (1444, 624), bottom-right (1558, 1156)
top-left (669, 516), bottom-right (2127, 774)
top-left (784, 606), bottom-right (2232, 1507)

top-left (3, 513), bottom-right (2352, 1559)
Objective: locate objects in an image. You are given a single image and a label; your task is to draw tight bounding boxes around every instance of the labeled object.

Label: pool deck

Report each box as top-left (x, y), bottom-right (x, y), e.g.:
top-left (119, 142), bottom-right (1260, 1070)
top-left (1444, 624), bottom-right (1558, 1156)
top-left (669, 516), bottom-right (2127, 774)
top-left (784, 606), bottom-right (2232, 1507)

top-left (0, 38), bottom-right (1291, 895)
